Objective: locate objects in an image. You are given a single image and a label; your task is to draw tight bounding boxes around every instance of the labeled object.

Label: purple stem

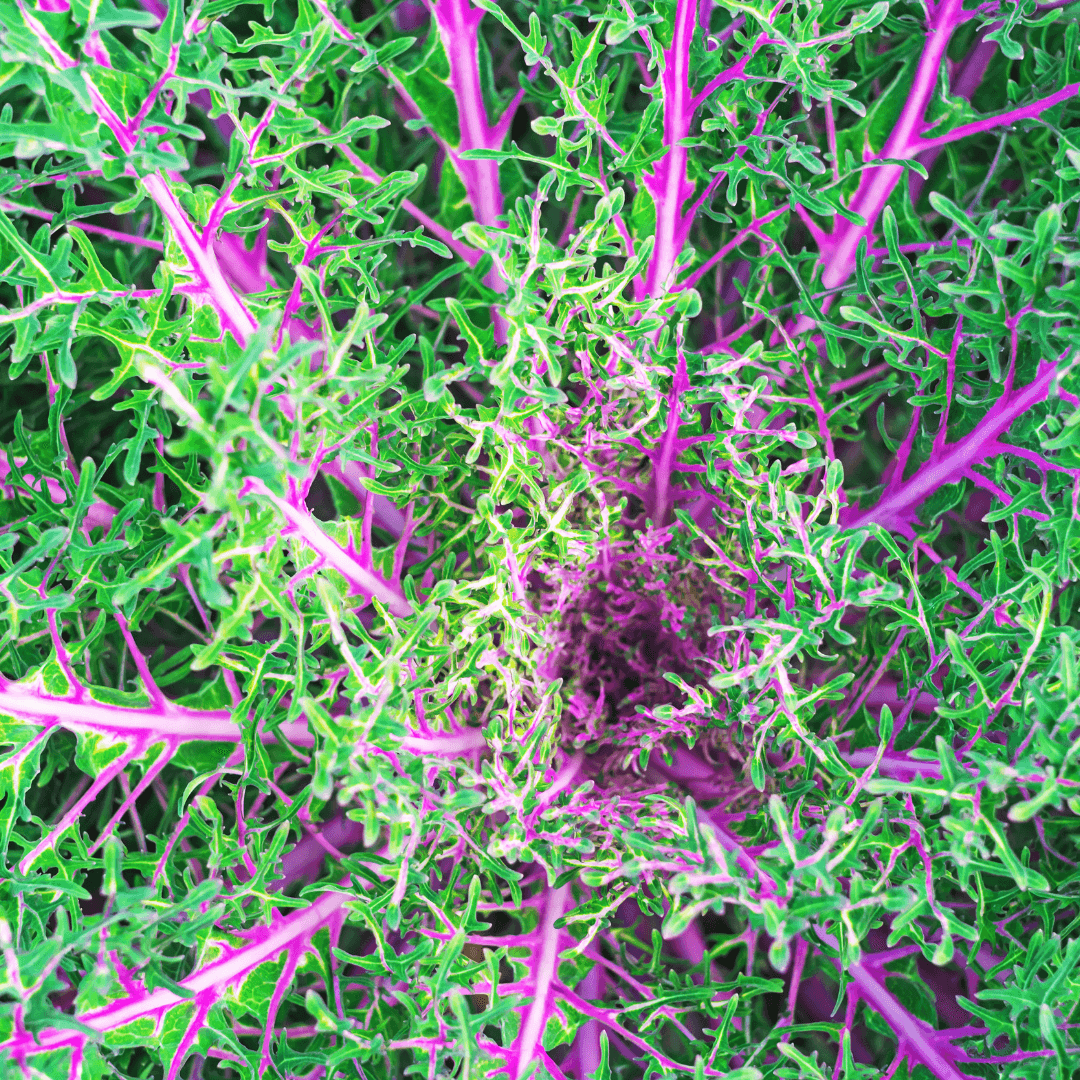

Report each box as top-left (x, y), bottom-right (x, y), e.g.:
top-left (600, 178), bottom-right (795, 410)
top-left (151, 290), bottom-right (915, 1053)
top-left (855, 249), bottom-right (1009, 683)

top-left (428, 0), bottom-right (506, 232)
top-left (17, 11), bottom-right (258, 345)
top-left (778, 0), bottom-right (969, 347)
top-left (818, 0), bottom-right (964, 295)
top-left (917, 82), bottom-right (1080, 153)
top-left (394, 1), bottom-right (428, 30)
top-left (240, 476), bottom-right (413, 617)
top-left (842, 748), bottom-right (947, 781)
top-left (19, 747), bottom-right (139, 872)
top-left (512, 885), bottom-right (569, 1079)
top-left (0, 891), bottom-right (349, 1057)
top-left (843, 359), bottom-right (1059, 533)
top-left (425, 0), bottom-right (523, 343)
top-left (909, 33), bottom-right (997, 203)
top-left (678, 208), bottom-right (787, 293)
top-left (0, 456), bottom-right (116, 530)
top-left (846, 960), bottom-right (973, 1080)
top-left (0, 681), bottom-right (314, 745)
top-left (790, 4), bottom-right (1075, 345)
top-left (642, 350), bottom-right (692, 527)
top-left (321, 459), bottom-right (409, 537)
top-left (638, 0), bottom-right (698, 303)
top-left (142, 173), bottom-right (258, 344)
top-left (569, 964), bottom-right (604, 1078)
top-left (0, 197), bottom-right (164, 251)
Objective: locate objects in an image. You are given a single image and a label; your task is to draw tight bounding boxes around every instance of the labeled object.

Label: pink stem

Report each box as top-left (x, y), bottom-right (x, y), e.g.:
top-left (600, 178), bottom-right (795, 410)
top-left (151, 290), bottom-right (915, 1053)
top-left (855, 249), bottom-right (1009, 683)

top-left (846, 961), bottom-right (972, 1080)
top-left (0, 683), bottom-right (314, 745)
top-left (1, 892), bottom-right (349, 1053)
top-left (240, 477), bottom-right (413, 617)
top-left (844, 359), bottom-right (1059, 532)
top-left (429, 0), bottom-right (504, 231)
top-left (793, 0), bottom-right (965, 334)
top-left (917, 82), bottom-right (1080, 153)
top-left (513, 885), bottom-right (569, 1079)
top-left (639, 0), bottom-right (698, 302)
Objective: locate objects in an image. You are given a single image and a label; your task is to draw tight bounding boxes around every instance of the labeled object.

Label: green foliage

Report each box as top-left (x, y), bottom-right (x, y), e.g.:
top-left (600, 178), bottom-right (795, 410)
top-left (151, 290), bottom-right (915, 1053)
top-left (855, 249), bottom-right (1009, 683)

top-left (0, 0), bottom-right (1078, 1077)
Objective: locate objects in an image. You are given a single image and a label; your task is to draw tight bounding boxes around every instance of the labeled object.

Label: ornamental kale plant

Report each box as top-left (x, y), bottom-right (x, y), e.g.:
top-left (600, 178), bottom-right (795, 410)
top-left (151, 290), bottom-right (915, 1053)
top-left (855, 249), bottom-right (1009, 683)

top-left (0, 0), bottom-right (1079, 1076)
